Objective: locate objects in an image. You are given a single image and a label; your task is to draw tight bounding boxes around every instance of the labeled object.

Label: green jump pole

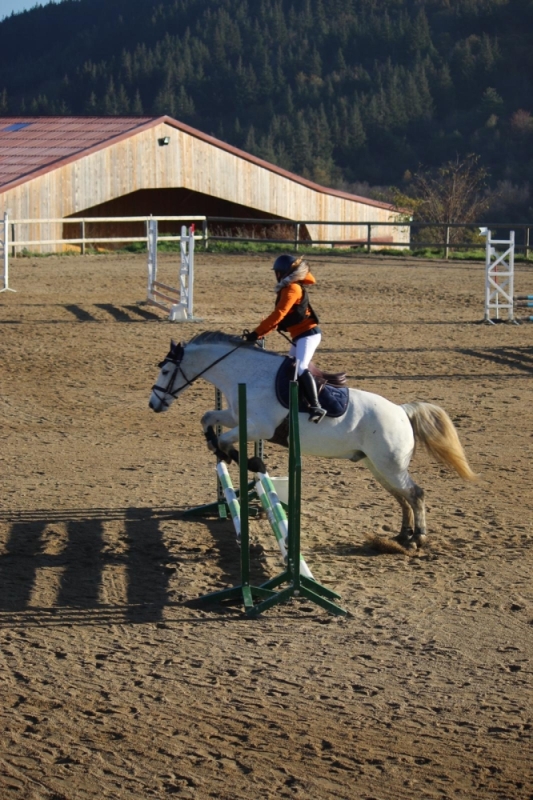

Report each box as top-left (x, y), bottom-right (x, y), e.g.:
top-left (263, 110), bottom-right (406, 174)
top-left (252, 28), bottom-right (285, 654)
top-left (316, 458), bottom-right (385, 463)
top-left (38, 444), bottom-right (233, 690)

top-left (192, 381), bottom-right (346, 616)
top-left (238, 384), bottom-right (253, 609)
top-left (251, 381), bottom-right (347, 617)
top-left (193, 383), bottom-right (276, 613)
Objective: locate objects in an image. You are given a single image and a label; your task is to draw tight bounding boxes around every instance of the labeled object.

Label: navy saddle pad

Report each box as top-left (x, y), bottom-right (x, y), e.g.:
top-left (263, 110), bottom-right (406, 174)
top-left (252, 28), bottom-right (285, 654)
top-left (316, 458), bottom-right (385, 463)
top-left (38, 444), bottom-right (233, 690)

top-left (275, 357), bottom-right (349, 418)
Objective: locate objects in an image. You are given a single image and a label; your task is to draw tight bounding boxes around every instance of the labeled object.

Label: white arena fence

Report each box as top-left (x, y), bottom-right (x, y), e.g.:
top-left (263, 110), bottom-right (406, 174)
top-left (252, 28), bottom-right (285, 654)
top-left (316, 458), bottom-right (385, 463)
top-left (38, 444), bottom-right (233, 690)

top-left (1, 214), bottom-right (204, 321)
top-left (3, 216), bottom-right (532, 258)
top-left (3, 215), bottom-right (206, 255)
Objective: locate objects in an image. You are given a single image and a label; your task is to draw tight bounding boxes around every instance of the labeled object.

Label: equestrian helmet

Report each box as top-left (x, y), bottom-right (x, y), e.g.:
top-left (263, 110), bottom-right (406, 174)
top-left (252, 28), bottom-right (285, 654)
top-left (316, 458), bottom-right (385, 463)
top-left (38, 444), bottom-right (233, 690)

top-left (272, 254), bottom-right (297, 277)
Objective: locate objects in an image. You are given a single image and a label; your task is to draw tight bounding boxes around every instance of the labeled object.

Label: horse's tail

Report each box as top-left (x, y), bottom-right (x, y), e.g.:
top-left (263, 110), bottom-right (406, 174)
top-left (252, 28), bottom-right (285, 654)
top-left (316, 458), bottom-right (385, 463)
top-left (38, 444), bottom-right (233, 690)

top-left (402, 402), bottom-right (476, 481)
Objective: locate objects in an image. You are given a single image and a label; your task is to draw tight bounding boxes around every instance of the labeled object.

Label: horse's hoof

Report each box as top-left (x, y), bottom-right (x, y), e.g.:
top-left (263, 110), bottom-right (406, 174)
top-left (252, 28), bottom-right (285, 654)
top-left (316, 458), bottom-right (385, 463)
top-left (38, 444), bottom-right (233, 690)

top-left (395, 528), bottom-right (414, 547)
top-left (227, 447), bottom-right (240, 464)
top-left (413, 533), bottom-right (427, 548)
top-left (247, 456), bottom-right (267, 474)
top-left (204, 426), bottom-right (218, 453)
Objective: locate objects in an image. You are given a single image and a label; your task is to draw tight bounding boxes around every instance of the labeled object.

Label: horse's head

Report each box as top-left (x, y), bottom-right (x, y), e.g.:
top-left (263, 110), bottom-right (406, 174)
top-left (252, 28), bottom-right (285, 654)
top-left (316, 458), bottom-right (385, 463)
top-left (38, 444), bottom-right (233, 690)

top-left (148, 339), bottom-right (186, 412)
top-left (149, 331), bottom-right (248, 413)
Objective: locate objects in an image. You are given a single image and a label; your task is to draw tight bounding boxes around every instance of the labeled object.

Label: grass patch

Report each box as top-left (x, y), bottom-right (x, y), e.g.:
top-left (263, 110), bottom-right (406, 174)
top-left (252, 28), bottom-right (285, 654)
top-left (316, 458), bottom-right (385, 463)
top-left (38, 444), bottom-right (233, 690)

top-left (9, 240), bottom-right (533, 264)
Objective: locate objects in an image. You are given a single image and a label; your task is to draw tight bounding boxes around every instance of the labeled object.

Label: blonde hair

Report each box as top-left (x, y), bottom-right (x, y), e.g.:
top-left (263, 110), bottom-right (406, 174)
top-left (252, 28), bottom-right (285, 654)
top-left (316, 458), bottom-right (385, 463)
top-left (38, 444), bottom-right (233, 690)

top-left (275, 257), bottom-right (309, 290)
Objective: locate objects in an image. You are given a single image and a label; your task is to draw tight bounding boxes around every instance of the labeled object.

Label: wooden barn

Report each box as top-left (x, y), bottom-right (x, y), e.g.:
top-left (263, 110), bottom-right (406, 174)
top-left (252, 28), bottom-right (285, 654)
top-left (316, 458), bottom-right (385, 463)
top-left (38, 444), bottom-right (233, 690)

top-left (0, 116), bottom-right (409, 252)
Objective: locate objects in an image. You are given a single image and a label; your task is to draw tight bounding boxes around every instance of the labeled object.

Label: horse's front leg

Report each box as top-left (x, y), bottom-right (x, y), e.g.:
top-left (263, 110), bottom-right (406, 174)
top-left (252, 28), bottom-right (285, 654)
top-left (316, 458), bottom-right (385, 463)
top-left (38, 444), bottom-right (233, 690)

top-left (201, 408), bottom-right (237, 435)
top-left (201, 409), bottom-right (238, 463)
top-left (218, 419), bottom-right (275, 472)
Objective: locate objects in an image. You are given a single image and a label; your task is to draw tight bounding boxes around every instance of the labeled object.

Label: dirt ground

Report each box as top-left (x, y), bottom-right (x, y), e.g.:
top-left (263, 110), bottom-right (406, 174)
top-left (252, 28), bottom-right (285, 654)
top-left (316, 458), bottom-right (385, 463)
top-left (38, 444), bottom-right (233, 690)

top-left (0, 250), bottom-right (532, 800)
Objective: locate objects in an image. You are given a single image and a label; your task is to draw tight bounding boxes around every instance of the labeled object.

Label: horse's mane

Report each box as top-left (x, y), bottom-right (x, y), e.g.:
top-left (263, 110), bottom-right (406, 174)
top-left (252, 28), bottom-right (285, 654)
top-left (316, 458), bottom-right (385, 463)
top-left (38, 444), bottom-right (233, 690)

top-left (185, 330), bottom-right (346, 385)
top-left (188, 330), bottom-right (243, 346)
top-left (188, 330), bottom-right (275, 355)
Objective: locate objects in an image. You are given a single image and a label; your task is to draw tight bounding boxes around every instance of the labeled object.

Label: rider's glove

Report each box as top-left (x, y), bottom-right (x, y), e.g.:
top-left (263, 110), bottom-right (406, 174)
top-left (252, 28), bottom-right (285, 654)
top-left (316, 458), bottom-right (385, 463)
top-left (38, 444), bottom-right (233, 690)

top-left (243, 330), bottom-right (259, 342)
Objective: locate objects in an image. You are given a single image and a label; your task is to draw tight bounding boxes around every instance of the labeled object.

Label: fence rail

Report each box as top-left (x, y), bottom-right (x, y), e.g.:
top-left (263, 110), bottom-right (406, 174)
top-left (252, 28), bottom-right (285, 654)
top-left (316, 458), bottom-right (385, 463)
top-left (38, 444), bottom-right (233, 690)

top-left (205, 218), bottom-right (532, 258)
top-left (4, 215), bottom-right (532, 258)
top-left (7, 216), bottom-right (206, 256)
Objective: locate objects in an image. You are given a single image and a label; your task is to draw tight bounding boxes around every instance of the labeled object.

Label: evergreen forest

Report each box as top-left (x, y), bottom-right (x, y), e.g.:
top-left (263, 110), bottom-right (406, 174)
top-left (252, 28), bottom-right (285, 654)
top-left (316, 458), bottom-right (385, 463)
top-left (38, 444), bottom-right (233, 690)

top-left (0, 0), bottom-right (532, 219)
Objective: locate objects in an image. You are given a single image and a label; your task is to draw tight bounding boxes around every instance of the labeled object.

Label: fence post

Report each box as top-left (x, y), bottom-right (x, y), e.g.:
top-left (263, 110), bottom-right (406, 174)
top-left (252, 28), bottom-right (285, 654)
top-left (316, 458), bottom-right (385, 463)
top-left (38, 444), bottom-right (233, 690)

top-left (366, 224), bottom-right (372, 253)
top-left (81, 220), bottom-right (86, 255)
top-left (444, 225), bottom-right (450, 260)
top-left (1, 212), bottom-right (16, 293)
top-left (202, 218), bottom-right (209, 251)
top-left (526, 226), bottom-right (530, 260)
top-left (11, 222), bottom-right (15, 258)
top-left (294, 222), bottom-right (300, 251)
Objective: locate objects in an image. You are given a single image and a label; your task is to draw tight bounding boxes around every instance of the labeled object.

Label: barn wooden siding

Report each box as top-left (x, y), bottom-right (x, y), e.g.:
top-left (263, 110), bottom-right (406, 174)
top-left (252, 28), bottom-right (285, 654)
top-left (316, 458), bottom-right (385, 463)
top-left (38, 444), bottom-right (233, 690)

top-left (0, 119), bottom-right (409, 252)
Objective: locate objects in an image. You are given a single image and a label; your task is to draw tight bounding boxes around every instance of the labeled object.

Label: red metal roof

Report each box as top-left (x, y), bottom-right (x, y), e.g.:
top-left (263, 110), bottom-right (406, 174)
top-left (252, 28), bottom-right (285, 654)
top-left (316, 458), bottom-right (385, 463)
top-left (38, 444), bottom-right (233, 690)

top-left (0, 115), bottom-right (397, 211)
top-left (0, 116), bottom-right (156, 189)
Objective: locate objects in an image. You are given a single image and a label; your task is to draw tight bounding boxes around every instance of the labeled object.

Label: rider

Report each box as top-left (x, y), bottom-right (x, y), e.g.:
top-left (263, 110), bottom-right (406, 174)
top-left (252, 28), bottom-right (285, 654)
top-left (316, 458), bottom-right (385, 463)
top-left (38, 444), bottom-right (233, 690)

top-left (243, 253), bottom-right (326, 423)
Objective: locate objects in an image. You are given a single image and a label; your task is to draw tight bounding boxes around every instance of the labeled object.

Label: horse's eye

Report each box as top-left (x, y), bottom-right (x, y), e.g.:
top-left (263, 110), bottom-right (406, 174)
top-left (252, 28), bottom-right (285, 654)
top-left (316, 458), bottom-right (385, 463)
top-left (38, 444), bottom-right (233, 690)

top-left (162, 369), bottom-right (169, 375)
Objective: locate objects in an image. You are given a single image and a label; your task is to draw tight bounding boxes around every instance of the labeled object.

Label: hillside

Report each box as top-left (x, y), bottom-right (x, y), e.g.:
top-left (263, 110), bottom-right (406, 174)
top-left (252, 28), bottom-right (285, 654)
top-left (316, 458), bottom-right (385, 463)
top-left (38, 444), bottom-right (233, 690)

top-left (0, 0), bottom-right (532, 218)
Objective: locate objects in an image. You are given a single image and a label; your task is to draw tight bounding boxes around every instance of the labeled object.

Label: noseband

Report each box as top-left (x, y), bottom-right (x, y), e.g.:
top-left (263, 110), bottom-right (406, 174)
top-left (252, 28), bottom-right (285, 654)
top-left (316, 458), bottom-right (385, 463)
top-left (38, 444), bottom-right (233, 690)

top-left (151, 340), bottom-right (246, 408)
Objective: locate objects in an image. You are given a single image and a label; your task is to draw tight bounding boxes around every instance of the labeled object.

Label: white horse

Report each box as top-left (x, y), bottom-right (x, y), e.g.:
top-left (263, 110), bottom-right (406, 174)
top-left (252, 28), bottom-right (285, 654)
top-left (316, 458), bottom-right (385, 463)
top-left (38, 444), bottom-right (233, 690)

top-left (149, 332), bottom-right (475, 549)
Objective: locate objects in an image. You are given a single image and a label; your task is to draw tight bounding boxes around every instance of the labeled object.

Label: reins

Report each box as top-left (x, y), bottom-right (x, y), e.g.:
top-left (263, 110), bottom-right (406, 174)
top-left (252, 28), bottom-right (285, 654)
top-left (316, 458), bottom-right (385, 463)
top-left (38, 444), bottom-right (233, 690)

top-left (152, 339), bottom-right (248, 405)
top-left (277, 330), bottom-right (292, 345)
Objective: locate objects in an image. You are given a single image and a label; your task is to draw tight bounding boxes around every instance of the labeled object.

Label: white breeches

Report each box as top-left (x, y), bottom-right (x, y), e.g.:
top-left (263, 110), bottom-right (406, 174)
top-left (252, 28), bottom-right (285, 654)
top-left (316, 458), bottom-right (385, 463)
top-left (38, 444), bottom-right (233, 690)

top-left (289, 332), bottom-right (321, 375)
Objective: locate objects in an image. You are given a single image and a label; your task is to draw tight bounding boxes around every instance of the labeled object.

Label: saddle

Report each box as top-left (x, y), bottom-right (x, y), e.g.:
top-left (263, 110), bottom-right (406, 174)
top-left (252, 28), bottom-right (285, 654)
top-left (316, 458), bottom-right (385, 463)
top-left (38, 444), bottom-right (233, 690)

top-left (275, 357), bottom-right (349, 419)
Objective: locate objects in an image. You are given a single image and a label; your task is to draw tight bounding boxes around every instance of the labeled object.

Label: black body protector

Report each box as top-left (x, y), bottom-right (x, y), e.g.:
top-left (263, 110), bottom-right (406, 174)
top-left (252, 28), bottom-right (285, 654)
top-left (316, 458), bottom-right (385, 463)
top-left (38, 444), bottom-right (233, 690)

top-left (276, 285), bottom-right (319, 333)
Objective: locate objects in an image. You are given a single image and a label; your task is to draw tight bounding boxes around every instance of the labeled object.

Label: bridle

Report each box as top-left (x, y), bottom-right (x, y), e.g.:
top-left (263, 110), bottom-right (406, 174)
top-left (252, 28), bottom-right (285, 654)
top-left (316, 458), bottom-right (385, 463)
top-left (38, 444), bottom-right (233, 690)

top-left (151, 340), bottom-right (246, 408)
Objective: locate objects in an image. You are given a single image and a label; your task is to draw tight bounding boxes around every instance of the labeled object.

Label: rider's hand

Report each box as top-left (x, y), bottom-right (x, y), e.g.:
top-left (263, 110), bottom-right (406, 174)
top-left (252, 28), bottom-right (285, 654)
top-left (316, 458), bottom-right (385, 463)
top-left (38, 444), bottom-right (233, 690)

top-left (243, 330), bottom-right (259, 342)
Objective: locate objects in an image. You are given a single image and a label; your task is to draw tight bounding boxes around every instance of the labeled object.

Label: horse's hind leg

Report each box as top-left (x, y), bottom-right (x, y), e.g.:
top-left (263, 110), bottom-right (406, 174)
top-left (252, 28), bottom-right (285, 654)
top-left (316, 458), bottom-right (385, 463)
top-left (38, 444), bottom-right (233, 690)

top-left (391, 491), bottom-right (415, 545)
top-left (363, 459), bottom-right (427, 548)
top-left (393, 486), bottom-right (426, 548)
top-left (408, 483), bottom-right (427, 547)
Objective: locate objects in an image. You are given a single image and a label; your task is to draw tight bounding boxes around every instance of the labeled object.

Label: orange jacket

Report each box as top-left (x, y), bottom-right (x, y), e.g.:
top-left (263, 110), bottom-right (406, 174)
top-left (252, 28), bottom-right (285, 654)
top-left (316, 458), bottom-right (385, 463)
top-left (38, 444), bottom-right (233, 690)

top-left (254, 273), bottom-right (318, 339)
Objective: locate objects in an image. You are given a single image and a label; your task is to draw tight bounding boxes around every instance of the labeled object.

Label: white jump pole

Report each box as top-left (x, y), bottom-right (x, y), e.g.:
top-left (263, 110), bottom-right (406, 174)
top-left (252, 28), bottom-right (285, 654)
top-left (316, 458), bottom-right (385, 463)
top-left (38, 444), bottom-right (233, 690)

top-left (1, 212), bottom-right (15, 293)
top-left (255, 472), bottom-right (315, 580)
top-left (216, 461), bottom-right (315, 579)
top-left (170, 224), bottom-right (196, 321)
top-left (146, 217), bottom-right (159, 304)
top-left (215, 462), bottom-right (241, 540)
top-left (255, 481), bottom-right (288, 562)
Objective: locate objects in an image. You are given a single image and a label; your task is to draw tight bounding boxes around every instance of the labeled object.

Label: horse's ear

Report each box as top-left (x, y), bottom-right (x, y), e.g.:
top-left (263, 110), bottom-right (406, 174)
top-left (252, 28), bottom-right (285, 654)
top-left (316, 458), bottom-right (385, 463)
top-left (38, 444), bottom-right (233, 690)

top-left (170, 339), bottom-right (179, 351)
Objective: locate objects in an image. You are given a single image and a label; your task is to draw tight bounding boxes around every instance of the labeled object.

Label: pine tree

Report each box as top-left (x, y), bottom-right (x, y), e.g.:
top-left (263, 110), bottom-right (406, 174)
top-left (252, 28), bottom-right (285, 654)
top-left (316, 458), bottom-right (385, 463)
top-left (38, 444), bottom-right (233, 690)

top-left (117, 83), bottom-right (130, 114)
top-left (102, 77), bottom-right (117, 115)
top-left (83, 92), bottom-right (96, 114)
top-left (406, 9), bottom-right (434, 57)
top-left (244, 125), bottom-right (257, 154)
top-left (480, 87), bottom-right (504, 119)
top-left (350, 106), bottom-right (366, 150)
top-left (132, 89), bottom-right (143, 115)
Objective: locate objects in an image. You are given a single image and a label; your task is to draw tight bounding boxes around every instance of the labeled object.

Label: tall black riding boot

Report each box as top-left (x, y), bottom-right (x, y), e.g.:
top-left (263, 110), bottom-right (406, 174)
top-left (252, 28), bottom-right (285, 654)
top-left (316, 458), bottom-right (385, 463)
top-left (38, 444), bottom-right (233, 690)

top-left (298, 369), bottom-right (327, 423)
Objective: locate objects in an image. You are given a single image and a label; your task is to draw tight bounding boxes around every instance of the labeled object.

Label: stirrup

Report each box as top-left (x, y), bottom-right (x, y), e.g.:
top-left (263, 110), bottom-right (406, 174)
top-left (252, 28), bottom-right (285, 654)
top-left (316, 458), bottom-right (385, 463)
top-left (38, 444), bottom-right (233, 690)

top-left (308, 406), bottom-right (327, 424)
